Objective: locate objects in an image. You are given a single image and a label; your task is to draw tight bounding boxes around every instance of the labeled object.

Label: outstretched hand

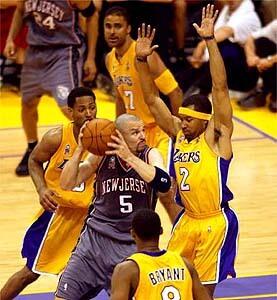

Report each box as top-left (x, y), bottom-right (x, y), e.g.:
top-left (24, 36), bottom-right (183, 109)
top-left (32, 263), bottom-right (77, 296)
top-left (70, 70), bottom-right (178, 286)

top-left (193, 4), bottom-right (218, 38)
top-left (135, 23), bottom-right (159, 59)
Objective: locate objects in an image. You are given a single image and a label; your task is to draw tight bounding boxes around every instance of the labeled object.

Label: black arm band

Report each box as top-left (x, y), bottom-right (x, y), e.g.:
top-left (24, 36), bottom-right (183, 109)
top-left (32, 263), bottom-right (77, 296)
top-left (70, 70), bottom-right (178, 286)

top-left (150, 167), bottom-right (171, 193)
top-left (80, 1), bottom-right (95, 17)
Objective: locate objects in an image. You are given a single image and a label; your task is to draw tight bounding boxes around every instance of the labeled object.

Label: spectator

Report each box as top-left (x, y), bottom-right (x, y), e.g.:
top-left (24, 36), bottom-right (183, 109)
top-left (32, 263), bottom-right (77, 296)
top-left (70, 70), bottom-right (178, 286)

top-left (239, 19), bottom-right (277, 112)
top-left (187, 0), bottom-right (261, 97)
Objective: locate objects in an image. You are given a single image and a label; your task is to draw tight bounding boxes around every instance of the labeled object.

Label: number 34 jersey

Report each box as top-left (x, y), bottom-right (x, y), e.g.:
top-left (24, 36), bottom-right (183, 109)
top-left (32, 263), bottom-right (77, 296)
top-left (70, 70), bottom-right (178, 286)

top-left (87, 147), bottom-right (157, 242)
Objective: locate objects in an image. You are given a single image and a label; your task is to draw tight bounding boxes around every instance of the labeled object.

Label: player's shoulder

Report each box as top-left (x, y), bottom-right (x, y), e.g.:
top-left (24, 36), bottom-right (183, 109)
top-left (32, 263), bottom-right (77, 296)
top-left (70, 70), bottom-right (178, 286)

top-left (41, 126), bottom-right (63, 146)
top-left (114, 259), bottom-right (139, 278)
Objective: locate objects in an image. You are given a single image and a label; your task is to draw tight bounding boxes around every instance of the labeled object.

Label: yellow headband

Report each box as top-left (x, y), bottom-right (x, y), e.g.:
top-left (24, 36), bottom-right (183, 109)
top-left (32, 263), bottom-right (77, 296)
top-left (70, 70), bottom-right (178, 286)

top-left (178, 107), bottom-right (211, 121)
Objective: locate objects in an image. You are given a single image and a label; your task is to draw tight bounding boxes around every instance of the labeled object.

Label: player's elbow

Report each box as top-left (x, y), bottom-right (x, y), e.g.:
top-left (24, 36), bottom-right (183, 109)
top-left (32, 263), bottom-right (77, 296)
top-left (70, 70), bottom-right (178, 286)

top-left (150, 167), bottom-right (171, 193)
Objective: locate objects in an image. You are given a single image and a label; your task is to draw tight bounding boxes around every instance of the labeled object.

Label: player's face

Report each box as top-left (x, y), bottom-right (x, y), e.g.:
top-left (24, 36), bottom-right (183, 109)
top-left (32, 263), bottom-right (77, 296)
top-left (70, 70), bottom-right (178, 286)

top-left (121, 120), bottom-right (146, 154)
top-left (104, 15), bottom-right (131, 48)
top-left (180, 115), bottom-right (207, 142)
top-left (72, 96), bottom-right (97, 128)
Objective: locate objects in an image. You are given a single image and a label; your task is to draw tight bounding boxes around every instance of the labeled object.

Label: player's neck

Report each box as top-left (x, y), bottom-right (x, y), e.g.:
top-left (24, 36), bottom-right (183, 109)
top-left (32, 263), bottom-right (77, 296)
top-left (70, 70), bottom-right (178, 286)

top-left (137, 241), bottom-right (160, 253)
top-left (115, 36), bottom-right (133, 59)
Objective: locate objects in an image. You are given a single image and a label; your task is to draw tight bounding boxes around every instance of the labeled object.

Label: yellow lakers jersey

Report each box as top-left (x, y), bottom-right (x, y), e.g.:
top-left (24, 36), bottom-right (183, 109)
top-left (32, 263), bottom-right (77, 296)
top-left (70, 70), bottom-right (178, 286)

top-left (172, 131), bottom-right (233, 216)
top-left (44, 122), bottom-right (94, 208)
top-left (128, 250), bottom-right (193, 300)
top-left (106, 41), bottom-right (155, 124)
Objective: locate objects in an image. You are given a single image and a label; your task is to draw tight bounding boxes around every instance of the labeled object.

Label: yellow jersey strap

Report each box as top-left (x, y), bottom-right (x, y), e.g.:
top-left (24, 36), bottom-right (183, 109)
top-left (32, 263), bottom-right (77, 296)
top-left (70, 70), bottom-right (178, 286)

top-left (178, 107), bottom-right (211, 121)
top-left (154, 69), bottom-right (178, 95)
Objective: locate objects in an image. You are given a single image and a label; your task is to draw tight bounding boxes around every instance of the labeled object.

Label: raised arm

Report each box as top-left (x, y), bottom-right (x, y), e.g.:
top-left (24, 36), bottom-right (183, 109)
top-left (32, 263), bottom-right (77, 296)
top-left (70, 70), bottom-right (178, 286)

top-left (193, 5), bottom-right (233, 134)
top-left (135, 24), bottom-right (181, 138)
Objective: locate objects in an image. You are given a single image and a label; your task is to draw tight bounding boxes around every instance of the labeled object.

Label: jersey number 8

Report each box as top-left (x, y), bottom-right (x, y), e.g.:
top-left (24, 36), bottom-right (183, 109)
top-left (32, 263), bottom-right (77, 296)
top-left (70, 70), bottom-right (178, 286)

top-left (161, 286), bottom-right (181, 300)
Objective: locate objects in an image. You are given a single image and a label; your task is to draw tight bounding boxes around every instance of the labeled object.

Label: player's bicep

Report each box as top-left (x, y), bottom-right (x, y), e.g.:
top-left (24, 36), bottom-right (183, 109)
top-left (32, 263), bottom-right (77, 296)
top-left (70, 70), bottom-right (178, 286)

top-left (148, 148), bottom-right (166, 170)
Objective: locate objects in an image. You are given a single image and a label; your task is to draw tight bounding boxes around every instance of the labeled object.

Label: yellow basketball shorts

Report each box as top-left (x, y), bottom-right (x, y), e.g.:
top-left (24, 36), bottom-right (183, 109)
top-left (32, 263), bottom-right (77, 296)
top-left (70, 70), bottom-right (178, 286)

top-left (145, 124), bottom-right (171, 169)
top-left (167, 207), bottom-right (239, 284)
top-left (22, 206), bottom-right (88, 275)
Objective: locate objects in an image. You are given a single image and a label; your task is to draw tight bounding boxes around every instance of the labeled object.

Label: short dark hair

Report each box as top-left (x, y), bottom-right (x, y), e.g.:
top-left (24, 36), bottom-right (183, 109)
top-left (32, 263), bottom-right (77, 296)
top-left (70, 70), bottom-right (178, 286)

top-left (132, 209), bottom-right (161, 240)
top-left (182, 94), bottom-right (212, 114)
top-left (67, 87), bottom-right (96, 108)
top-left (104, 6), bottom-right (130, 25)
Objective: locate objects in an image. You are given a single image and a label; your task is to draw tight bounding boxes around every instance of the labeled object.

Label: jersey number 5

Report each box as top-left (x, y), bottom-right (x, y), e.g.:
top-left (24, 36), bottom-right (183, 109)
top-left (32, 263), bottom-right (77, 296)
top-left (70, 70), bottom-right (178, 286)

top-left (119, 195), bottom-right (133, 213)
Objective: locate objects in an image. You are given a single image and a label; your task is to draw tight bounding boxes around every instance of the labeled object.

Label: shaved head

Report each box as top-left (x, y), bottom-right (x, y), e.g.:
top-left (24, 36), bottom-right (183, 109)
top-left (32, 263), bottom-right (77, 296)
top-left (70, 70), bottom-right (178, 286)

top-left (115, 114), bottom-right (141, 132)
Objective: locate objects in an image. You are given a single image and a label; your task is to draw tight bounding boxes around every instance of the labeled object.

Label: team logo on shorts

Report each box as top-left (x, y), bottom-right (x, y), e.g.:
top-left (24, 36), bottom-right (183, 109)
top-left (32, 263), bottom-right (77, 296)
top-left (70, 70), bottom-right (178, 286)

top-left (56, 85), bottom-right (69, 100)
top-left (64, 144), bottom-right (70, 154)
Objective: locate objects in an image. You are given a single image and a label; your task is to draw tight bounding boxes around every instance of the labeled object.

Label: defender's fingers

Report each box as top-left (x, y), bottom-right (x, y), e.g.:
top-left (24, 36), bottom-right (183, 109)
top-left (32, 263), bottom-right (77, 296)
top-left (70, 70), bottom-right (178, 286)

top-left (150, 28), bottom-right (156, 41)
top-left (151, 45), bottom-right (159, 52)
top-left (213, 9), bottom-right (219, 21)
top-left (142, 23), bottom-right (146, 37)
top-left (147, 24), bottom-right (151, 37)
top-left (138, 27), bottom-right (141, 38)
top-left (193, 23), bottom-right (200, 32)
top-left (202, 7), bottom-right (205, 20)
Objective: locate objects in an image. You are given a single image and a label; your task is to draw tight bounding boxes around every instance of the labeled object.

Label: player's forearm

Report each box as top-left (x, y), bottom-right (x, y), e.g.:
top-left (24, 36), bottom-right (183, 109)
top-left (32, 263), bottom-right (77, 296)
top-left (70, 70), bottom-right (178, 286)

top-left (86, 11), bottom-right (99, 61)
top-left (29, 159), bottom-right (47, 194)
top-left (206, 38), bottom-right (228, 90)
top-left (6, 5), bottom-right (24, 41)
top-left (125, 154), bottom-right (156, 183)
top-left (136, 60), bottom-right (160, 107)
top-left (168, 87), bottom-right (183, 116)
top-left (60, 147), bottom-right (84, 190)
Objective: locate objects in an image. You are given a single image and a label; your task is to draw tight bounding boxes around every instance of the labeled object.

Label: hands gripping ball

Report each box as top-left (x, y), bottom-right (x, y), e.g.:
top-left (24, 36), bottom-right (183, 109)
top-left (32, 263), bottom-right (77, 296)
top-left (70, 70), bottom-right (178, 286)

top-left (81, 118), bottom-right (116, 155)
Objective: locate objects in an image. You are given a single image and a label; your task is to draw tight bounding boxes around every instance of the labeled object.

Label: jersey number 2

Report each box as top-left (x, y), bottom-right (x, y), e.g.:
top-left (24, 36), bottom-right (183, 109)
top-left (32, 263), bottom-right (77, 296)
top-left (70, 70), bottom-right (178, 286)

top-left (179, 167), bottom-right (190, 191)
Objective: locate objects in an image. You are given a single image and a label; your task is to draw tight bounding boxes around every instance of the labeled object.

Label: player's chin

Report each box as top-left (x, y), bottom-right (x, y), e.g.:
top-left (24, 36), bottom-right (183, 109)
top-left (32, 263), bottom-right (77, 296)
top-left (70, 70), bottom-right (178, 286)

top-left (137, 142), bottom-right (146, 152)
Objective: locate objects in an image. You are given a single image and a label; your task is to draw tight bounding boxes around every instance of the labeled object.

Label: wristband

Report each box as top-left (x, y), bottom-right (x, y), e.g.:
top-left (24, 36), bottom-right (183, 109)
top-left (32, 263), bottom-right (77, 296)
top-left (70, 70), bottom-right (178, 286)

top-left (136, 56), bottom-right (147, 63)
top-left (203, 35), bottom-right (215, 40)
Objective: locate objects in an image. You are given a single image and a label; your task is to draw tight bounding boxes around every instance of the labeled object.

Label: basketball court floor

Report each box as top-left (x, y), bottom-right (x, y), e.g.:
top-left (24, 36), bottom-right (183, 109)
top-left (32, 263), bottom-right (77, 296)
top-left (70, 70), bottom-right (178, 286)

top-left (0, 88), bottom-right (276, 299)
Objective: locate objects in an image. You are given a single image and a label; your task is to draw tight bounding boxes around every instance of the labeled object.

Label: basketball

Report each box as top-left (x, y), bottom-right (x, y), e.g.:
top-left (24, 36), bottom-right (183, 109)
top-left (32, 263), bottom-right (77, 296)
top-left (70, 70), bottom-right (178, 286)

top-left (81, 118), bottom-right (116, 155)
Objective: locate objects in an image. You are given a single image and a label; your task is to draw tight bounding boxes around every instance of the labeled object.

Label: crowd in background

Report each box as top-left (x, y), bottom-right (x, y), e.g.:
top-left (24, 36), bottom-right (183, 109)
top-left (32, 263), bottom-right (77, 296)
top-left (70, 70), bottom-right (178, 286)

top-left (1, 0), bottom-right (276, 112)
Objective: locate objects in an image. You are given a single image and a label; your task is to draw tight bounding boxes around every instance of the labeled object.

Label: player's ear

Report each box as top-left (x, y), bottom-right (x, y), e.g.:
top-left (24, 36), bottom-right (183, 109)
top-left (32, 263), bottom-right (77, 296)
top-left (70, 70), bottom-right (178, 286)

top-left (160, 226), bottom-right (163, 235)
top-left (127, 24), bottom-right (131, 35)
top-left (67, 107), bottom-right (73, 118)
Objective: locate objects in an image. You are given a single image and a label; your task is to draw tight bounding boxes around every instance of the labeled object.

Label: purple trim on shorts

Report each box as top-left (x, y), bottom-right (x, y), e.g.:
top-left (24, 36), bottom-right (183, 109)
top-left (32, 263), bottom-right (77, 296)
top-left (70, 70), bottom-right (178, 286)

top-left (21, 211), bottom-right (53, 270)
top-left (218, 207), bottom-right (239, 282)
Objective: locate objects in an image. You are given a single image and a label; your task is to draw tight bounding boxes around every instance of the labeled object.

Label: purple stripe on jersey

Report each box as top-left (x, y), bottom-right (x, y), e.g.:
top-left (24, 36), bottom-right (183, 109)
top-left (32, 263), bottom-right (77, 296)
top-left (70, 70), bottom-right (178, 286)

top-left (219, 156), bottom-right (234, 205)
top-left (169, 139), bottom-right (176, 179)
top-left (21, 211), bottom-right (53, 270)
top-left (218, 207), bottom-right (239, 282)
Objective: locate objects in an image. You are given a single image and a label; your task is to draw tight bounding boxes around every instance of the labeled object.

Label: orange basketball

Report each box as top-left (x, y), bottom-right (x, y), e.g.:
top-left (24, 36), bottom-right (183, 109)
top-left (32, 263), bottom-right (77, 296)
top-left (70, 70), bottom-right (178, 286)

top-left (81, 118), bottom-right (116, 156)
